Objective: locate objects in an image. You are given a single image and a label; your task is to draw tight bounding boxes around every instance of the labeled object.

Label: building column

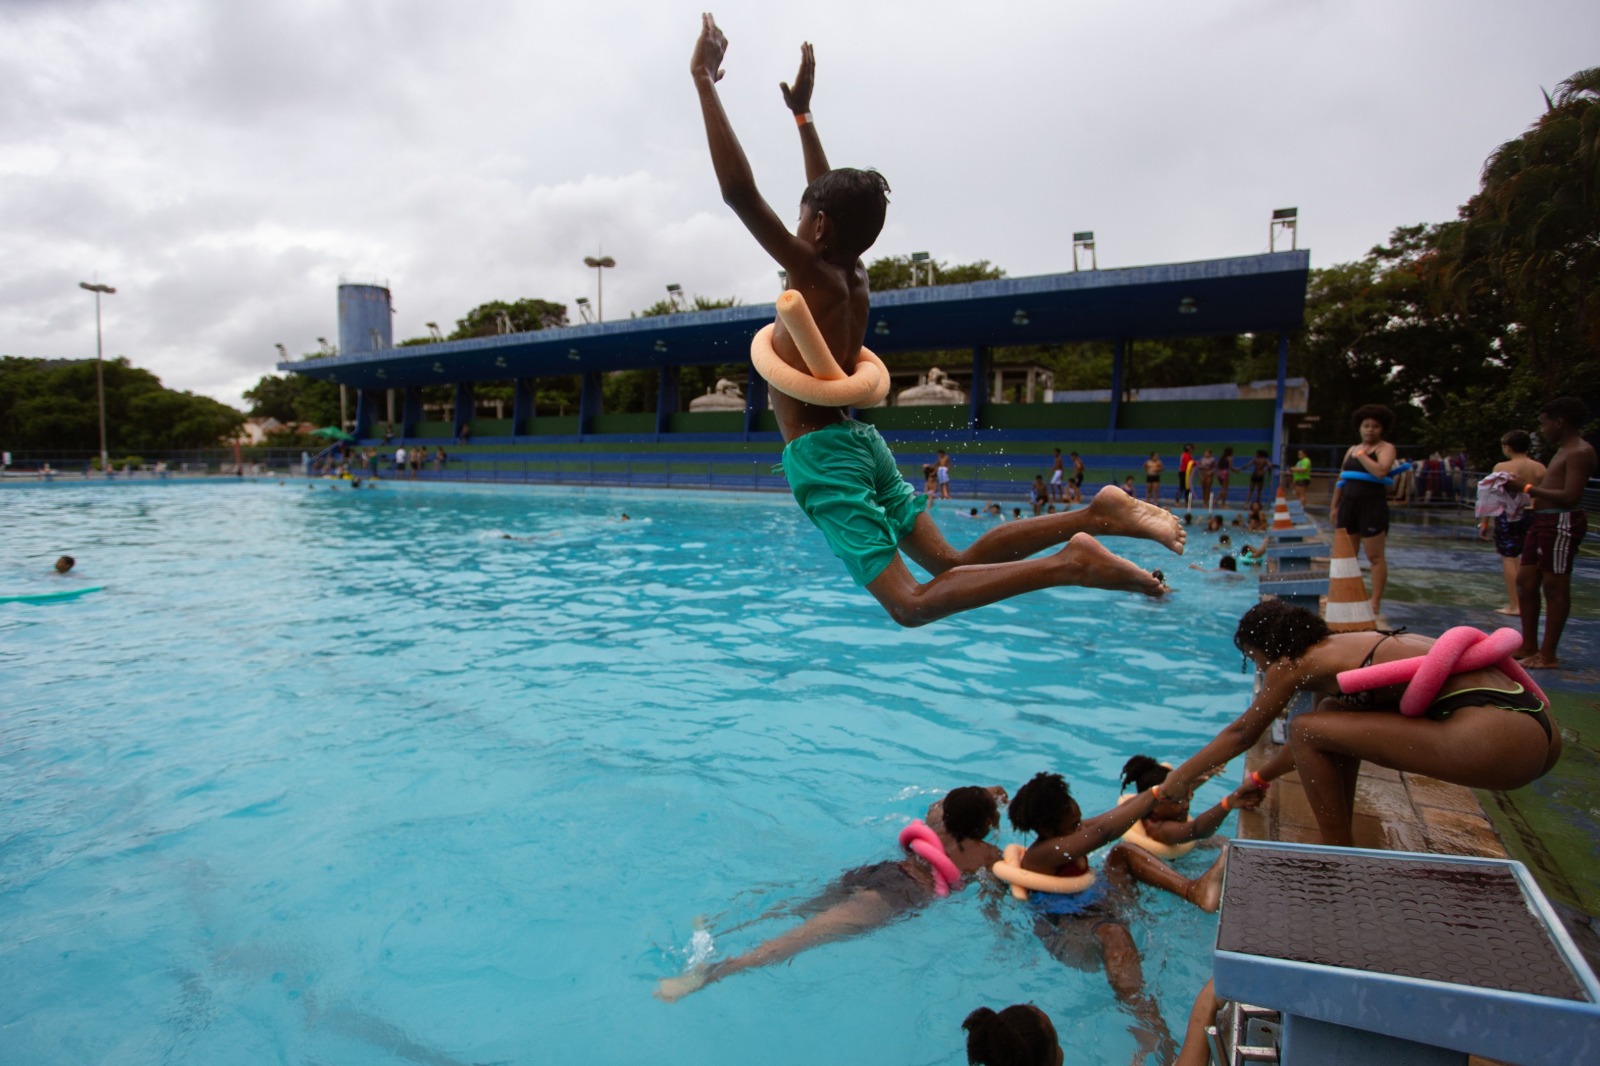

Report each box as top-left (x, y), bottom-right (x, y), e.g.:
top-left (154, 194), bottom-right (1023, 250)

top-left (1273, 332), bottom-right (1290, 471)
top-left (354, 388), bottom-right (375, 440)
top-left (968, 346), bottom-right (989, 436)
top-left (402, 386), bottom-right (423, 439)
top-left (453, 381), bottom-right (475, 441)
top-left (656, 366), bottom-right (679, 439)
top-left (578, 371), bottom-right (601, 437)
top-left (512, 377), bottom-right (536, 437)
top-left (1108, 338), bottom-right (1126, 441)
top-left (744, 370), bottom-right (768, 439)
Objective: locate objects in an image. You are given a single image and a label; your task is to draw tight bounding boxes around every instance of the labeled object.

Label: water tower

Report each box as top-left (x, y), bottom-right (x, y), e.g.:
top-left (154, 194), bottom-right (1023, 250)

top-left (338, 281), bottom-right (392, 356)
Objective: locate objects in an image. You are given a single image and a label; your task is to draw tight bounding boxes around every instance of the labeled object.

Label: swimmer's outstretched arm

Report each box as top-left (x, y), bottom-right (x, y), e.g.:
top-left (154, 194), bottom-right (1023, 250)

top-left (691, 14), bottom-right (811, 270)
top-left (780, 42), bottom-right (830, 182)
top-left (1163, 662), bottom-right (1303, 803)
top-left (1021, 791), bottom-right (1159, 873)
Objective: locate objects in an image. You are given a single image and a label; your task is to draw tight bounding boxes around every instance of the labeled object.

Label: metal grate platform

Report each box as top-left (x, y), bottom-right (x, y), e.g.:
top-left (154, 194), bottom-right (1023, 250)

top-left (1214, 841), bottom-right (1600, 1065)
top-left (1219, 846), bottom-right (1585, 999)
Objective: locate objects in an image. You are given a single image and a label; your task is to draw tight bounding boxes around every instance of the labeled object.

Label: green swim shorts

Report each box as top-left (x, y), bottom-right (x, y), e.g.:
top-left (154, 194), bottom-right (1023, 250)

top-left (782, 421), bottom-right (922, 587)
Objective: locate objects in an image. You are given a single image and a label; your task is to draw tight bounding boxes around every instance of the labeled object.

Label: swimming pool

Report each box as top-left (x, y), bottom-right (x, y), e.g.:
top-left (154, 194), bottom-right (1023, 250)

top-left (0, 481), bottom-right (1257, 1064)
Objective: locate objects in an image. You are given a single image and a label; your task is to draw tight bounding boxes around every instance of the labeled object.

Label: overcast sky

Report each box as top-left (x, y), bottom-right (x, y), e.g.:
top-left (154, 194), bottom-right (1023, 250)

top-left (3, 0), bottom-right (1595, 410)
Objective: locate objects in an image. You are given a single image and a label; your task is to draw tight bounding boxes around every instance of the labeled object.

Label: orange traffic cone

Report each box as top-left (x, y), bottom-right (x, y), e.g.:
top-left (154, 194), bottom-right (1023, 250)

top-left (1271, 487), bottom-right (1294, 531)
top-left (1324, 529), bottom-right (1375, 632)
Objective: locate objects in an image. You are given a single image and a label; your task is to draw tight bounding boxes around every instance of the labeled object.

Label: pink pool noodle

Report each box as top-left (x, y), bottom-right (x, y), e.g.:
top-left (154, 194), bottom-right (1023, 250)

top-left (1337, 627), bottom-right (1545, 717)
top-left (899, 820), bottom-right (961, 897)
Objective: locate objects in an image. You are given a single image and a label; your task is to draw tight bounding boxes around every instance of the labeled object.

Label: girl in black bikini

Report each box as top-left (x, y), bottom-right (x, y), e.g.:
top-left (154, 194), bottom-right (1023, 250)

top-left (1159, 600), bottom-right (1561, 848)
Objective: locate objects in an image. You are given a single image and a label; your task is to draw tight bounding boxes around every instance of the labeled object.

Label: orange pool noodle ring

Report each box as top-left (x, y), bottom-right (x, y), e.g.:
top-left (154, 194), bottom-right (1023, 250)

top-left (1115, 793), bottom-right (1195, 859)
top-left (992, 842), bottom-right (1097, 900)
top-left (750, 290), bottom-right (890, 408)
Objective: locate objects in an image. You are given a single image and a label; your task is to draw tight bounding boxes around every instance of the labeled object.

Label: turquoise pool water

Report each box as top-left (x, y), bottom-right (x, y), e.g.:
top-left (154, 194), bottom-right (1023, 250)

top-left (1, 481), bottom-right (1257, 1064)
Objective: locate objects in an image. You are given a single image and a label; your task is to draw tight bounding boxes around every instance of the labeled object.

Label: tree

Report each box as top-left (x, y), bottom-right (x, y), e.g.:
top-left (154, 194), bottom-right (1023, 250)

top-left (1433, 66), bottom-right (1600, 400)
top-left (867, 255), bottom-right (1005, 291)
top-left (451, 299), bottom-right (568, 340)
top-left (0, 355), bottom-right (243, 451)
top-left (243, 371), bottom-right (340, 428)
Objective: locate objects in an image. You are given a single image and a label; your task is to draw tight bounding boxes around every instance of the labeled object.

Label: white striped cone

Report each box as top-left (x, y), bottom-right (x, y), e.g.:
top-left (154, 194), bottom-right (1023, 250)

top-left (1271, 487), bottom-right (1294, 530)
top-left (1324, 528), bottom-right (1375, 632)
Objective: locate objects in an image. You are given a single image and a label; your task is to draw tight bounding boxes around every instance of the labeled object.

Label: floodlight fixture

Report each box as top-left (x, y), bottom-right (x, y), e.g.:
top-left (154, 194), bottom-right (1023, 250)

top-left (1270, 207), bottom-right (1298, 252)
top-left (909, 251), bottom-right (935, 287)
top-left (575, 296), bottom-right (594, 324)
top-left (583, 254), bottom-right (616, 321)
top-left (665, 282), bottom-right (687, 312)
top-left (78, 281), bottom-right (116, 474)
top-left (426, 321), bottom-right (444, 342)
top-left (1072, 232), bottom-right (1097, 272)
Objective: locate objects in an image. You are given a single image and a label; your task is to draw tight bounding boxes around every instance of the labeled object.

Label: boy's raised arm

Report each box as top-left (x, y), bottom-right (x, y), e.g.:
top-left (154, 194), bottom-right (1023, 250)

top-left (691, 14), bottom-right (807, 267)
top-left (780, 42), bottom-right (830, 183)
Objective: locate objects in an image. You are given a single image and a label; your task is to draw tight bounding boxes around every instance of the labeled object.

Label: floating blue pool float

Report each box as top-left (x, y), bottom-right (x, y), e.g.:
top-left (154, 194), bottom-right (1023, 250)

top-left (0, 585), bottom-right (104, 605)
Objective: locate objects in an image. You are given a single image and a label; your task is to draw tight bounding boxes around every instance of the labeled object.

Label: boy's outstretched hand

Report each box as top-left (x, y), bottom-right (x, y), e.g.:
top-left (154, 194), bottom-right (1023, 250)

top-left (780, 42), bottom-right (814, 113)
top-left (691, 12), bottom-right (727, 83)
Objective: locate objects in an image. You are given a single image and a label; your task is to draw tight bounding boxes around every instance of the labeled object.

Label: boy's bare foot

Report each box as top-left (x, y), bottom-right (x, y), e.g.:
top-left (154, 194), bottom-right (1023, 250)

top-left (1494, 605), bottom-right (1520, 615)
top-left (1085, 485), bottom-right (1187, 554)
top-left (654, 969), bottom-right (709, 1003)
top-left (1060, 533), bottom-right (1166, 597)
top-left (1186, 849), bottom-right (1228, 913)
top-left (1521, 654), bottom-right (1560, 670)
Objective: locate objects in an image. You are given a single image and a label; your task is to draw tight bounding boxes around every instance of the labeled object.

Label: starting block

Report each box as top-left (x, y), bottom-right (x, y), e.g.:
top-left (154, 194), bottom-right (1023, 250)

top-left (1214, 840), bottom-right (1600, 1065)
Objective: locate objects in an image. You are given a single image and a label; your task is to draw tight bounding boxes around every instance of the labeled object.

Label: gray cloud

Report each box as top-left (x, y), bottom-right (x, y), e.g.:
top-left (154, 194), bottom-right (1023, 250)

top-left (2, 0), bottom-right (1595, 408)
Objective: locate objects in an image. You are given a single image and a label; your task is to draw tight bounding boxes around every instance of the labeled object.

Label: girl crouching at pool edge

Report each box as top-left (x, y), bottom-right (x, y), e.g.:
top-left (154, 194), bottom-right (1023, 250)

top-left (1003, 772), bottom-right (1245, 1061)
top-left (1157, 600), bottom-right (1561, 848)
top-left (654, 785), bottom-right (1006, 1002)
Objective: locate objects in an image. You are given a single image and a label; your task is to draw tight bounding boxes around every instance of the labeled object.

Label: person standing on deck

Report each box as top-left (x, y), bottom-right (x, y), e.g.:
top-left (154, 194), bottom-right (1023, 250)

top-left (1516, 397), bottom-right (1596, 670)
top-left (1177, 444), bottom-right (1195, 508)
top-left (1479, 430), bottom-right (1544, 617)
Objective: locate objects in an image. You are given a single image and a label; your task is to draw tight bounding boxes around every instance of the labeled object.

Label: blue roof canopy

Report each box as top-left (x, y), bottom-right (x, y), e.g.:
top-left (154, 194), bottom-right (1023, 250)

top-left (281, 251), bottom-right (1309, 390)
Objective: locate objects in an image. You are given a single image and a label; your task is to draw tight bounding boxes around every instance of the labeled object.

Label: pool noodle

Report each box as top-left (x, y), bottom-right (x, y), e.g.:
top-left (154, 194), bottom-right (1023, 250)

top-left (1336, 626), bottom-right (1545, 717)
top-left (774, 290), bottom-right (847, 381)
top-left (898, 820), bottom-right (961, 897)
top-left (0, 585), bottom-right (104, 604)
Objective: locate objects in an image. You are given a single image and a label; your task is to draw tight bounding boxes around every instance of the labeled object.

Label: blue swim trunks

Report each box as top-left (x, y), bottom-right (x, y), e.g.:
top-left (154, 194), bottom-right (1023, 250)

top-left (1026, 879), bottom-right (1110, 917)
top-left (781, 421), bottom-right (922, 587)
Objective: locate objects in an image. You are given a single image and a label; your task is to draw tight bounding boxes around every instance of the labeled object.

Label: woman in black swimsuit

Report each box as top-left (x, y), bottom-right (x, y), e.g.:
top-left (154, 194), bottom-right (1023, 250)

top-left (1159, 600), bottom-right (1561, 848)
top-left (1330, 404), bottom-right (1399, 616)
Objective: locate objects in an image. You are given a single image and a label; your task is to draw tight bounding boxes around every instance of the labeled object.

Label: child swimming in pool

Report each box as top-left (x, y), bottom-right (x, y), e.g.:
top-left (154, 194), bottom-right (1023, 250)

top-left (691, 15), bottom-right (1183, 627)
top-left (1117, 755), bottom-right (1261, 856)
top-left (1004, 772), bottom-right (1233, 1062)
top-left (655, 785), bottom-right (1005, 1002)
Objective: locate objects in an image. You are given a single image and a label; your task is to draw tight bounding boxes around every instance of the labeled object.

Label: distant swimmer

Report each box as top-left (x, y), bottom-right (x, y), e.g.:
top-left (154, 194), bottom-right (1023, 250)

top-left (655, 785), bottom-right (1006, 1002)
top-left (54, 556), bottom-right (75, 574)
top-left (691, 14), bottom-right (1181, 626)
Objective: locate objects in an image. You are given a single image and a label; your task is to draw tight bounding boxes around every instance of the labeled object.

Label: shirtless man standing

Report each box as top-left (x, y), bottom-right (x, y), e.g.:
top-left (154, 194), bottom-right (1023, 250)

top-left (1516, 398), bottom-right (1596, 669)
top-left (690, 14), bottom-right (1181, 627)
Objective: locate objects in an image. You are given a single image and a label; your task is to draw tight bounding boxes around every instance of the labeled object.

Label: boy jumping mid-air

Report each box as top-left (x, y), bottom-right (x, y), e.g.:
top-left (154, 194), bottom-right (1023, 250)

top-left (691, 15), bottom-right (1182, 627)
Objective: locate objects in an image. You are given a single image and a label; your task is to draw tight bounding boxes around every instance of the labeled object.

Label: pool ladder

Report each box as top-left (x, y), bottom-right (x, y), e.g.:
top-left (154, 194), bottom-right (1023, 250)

top-left (1207, 1000), bottom-right (1281, 1064)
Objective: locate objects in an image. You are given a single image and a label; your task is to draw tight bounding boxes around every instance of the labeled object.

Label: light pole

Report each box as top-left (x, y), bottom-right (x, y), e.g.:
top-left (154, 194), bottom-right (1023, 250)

top-left (78, 281), bottom-right (115, 474)
top-left (583, 255), bottom-right (615, 321)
